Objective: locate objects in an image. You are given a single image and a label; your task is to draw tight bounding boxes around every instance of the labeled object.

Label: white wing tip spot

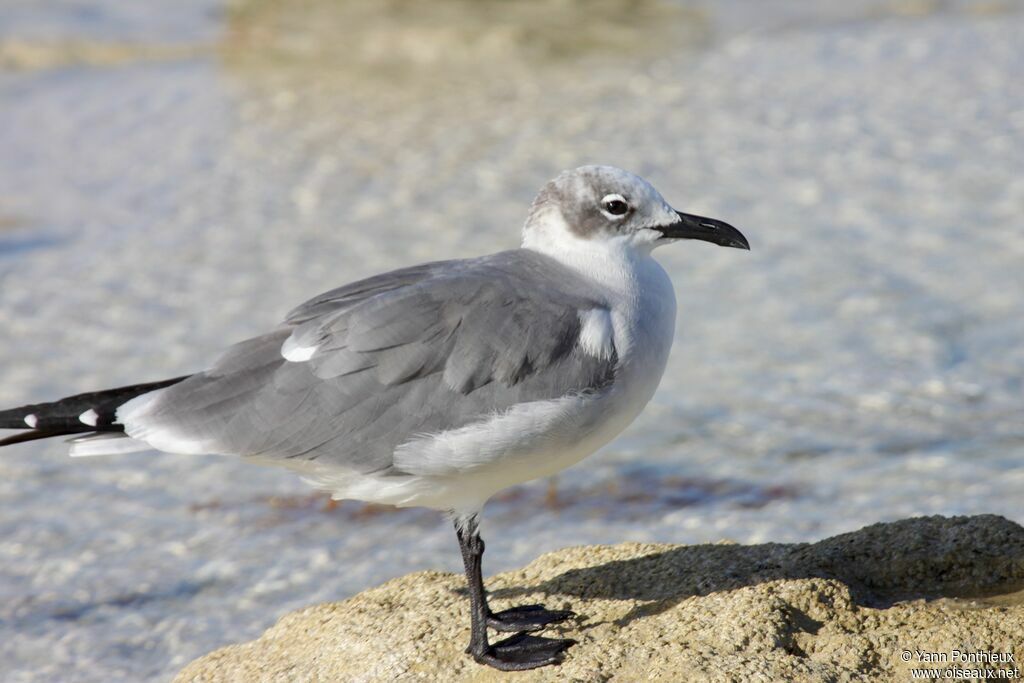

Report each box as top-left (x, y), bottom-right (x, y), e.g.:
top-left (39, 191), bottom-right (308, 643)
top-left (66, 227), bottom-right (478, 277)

top-left (79, 409), bottom-right (99, 427)
top-left (24, 414), bottom-right (38, 429)
top-left (282, 338), bottom-right (317, 362)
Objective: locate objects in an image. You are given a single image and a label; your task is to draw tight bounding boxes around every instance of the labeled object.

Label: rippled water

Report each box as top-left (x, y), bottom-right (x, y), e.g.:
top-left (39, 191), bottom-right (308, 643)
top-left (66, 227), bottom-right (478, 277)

top-left (1, 1), bottom-right (1022, 680)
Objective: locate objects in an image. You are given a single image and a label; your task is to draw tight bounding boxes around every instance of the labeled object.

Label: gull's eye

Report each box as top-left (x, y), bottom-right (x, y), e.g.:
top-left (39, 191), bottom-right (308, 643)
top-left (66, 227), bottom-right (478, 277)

top-left (601, 194), bottom-right (630, 217)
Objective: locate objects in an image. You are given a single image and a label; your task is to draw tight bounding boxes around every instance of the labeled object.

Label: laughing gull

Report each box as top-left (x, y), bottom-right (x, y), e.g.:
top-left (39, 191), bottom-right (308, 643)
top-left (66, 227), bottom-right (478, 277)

top-left (0, 166), bottom-right (748, 670)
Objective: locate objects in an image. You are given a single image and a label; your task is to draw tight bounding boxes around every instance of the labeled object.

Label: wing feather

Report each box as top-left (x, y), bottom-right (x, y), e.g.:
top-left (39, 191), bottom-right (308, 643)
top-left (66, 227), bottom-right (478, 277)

top-left (121, 251), bottom-right (617, 474)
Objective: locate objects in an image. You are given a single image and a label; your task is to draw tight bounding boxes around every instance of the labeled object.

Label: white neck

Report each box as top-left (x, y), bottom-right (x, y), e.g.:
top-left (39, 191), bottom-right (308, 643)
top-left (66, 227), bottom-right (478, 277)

top-left (521, 207), bottom-right (659, 299)
top-left (523, 205), bottom-right (678, 398)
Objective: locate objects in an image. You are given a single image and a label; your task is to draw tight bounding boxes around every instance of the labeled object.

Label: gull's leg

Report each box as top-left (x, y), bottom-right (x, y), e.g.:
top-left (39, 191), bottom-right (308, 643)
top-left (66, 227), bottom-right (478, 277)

top-left (453, 515), bottom-right (576, 671)
top-left (454, 515), bottom-right (574, 633)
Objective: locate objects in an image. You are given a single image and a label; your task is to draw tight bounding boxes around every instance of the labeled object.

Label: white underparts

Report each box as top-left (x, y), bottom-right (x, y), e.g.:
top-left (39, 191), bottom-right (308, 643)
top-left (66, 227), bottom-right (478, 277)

top-left (578, 308), bottom-right (614, 360)
top-left (79, 409), bottom-right (99, 427)
top-left (299, 393), bottom-right (605, 511)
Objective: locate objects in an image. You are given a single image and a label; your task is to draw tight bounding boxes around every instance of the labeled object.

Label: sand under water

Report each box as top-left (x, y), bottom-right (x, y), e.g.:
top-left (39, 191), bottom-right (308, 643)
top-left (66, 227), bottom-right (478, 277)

top-left (1, 1), bottom-right (1022, 680)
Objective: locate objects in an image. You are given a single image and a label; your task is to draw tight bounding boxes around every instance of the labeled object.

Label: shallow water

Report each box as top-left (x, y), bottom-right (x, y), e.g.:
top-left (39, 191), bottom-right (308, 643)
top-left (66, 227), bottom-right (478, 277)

top-left (1, 1), bottom-right (1023, 680)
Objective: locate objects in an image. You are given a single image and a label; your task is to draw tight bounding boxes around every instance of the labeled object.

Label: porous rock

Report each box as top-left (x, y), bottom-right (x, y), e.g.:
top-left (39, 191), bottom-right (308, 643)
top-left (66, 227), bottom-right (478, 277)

top-left (176, 515), bottom-right (1024, 681)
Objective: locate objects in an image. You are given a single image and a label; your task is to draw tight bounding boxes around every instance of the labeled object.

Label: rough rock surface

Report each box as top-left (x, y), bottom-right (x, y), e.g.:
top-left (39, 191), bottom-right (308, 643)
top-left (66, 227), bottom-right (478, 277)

top-left (176, 515), bottom-right (1024, 682)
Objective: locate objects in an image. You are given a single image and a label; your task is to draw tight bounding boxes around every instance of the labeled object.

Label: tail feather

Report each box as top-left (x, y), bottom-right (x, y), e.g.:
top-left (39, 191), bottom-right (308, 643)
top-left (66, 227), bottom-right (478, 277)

top-left (0, 376), bottom-right (190, 447)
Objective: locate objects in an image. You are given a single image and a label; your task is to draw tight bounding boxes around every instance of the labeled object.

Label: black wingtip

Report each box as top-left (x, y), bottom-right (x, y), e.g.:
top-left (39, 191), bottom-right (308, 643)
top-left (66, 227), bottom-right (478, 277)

top-left (0, 375), bottom-right (191, 438)
top-left (0, 407), bottom-right (35, 431)
top-left (0, 429), bottom-right (80, 448)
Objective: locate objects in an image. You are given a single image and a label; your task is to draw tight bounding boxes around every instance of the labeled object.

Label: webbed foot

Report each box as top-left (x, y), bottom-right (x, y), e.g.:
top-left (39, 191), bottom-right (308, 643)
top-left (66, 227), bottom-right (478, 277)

top-left (487, 604), bottom-right (576, 632)
top-left (472, 632), bottom-right (576, 671)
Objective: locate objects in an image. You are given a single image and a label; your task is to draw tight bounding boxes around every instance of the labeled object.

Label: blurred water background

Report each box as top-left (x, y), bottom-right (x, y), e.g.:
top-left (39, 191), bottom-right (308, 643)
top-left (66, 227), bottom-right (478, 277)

top-left (0, 0), bottom-right (1022, 680)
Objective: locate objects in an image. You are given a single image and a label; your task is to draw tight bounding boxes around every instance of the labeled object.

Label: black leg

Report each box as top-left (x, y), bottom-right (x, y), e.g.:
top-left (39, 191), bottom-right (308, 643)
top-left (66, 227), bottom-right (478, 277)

top-left (453, 515), bottom-right (576, 671)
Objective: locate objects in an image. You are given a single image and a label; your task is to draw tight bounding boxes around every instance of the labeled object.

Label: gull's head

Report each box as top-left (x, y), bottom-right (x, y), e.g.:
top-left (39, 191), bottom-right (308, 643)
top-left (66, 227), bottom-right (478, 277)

top-left (522, 165), bottom-right (748, 256)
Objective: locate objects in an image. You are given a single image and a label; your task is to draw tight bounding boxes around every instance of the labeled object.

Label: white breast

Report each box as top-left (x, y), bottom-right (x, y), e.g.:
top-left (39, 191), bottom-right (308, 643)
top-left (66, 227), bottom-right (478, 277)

top-left (601, 252), bottom-right (678, 437)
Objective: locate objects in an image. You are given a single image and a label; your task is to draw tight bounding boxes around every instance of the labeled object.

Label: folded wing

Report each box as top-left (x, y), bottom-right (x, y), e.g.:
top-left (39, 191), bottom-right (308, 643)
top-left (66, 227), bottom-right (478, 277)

top-left (120, 250), bottom-right (617, 475)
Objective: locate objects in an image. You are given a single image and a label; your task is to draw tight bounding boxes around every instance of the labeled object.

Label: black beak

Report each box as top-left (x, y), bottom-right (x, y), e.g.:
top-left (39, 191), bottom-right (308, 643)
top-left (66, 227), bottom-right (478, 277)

top-left (658, 211), bottom-right (750, 250)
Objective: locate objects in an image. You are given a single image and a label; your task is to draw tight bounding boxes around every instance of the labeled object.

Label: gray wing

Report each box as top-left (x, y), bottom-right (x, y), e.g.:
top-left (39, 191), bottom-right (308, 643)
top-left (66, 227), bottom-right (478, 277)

top-left (129, 250), bottom-right (617, 475)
